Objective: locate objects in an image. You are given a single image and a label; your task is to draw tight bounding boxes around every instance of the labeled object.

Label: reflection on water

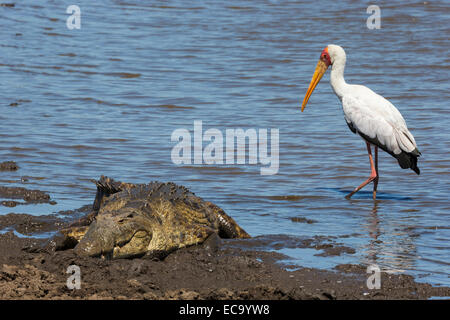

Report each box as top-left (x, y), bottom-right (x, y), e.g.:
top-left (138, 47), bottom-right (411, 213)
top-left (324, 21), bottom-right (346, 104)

top-left (362, 201), bottom-right (417, 274)
top-left (0, 0), bottom-right (449, 285)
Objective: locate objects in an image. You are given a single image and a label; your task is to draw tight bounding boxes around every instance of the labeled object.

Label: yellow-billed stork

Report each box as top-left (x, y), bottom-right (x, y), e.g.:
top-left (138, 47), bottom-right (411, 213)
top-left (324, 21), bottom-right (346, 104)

top-left (301, 45), bottom-right (421, 200)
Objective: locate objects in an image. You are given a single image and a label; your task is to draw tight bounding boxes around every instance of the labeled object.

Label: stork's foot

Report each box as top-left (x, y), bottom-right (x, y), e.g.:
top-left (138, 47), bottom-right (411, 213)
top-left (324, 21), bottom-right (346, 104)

top-left (345, 142), bottom-right (379, 200)
top-left (345, 174), bottom-right (377, 199)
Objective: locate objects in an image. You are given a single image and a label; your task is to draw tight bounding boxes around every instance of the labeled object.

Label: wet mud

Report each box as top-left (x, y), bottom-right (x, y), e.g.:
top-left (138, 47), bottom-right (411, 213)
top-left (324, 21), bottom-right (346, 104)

top-left (0, 186), bottom-right (55, 206)
top-left (0, 230), bottom-right (449, 300)
top-left (0, 213), bottom-right (65, 236)
top-left (0, 161), bottom-right (18, 172)
top-left (0, 161), bottom-right (55, 207)
top-left (227, 234), bottom-right (356, 257)
top-left (0, 171), bottom-right (448, 299)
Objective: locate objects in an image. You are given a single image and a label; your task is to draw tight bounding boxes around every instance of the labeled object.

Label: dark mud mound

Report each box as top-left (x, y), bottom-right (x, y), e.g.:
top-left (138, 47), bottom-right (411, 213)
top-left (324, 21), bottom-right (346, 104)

top-left (0, 213), bottom-right (65, 236)
top-left (0, 231), bottom-right (449, 300)
top-left (0, 186), bottom-right (55, 207)
top-left (227, 234), bottom-right (356, 257)
top-left (0, 161), bottom-right (18, 171)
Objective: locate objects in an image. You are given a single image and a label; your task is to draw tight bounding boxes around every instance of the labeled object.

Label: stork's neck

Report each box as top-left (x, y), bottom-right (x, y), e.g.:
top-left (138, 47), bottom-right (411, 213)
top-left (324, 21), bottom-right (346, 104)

top-left (330, 56), bottom-right (348, 99)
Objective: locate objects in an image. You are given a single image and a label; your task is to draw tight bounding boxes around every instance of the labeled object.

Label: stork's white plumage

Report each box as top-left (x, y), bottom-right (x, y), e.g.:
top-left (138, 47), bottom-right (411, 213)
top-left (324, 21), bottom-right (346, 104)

top-left (301, 45), bottom-right (420, 200)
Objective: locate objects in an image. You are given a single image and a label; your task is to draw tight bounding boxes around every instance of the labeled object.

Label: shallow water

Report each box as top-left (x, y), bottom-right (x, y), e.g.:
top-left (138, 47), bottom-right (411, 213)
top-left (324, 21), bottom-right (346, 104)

top-left (1, 1), bottom-right (449, 286)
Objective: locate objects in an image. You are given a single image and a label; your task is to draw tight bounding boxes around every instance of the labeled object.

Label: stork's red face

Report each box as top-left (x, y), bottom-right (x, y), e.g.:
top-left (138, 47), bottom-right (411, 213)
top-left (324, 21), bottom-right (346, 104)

top-left (320, 47), bottom-right (332, 67)
top-left (301, 47), bottom-right (332, 112)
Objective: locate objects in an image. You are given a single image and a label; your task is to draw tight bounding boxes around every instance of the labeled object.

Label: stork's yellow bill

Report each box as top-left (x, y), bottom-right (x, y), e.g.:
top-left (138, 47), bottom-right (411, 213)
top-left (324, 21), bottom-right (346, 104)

top-left (301, 47), bottom-right (332, 112)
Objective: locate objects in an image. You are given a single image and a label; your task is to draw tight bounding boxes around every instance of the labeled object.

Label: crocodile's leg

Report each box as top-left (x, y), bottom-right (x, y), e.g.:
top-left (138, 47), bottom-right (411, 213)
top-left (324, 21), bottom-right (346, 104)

top-left (205, 202), bottom-right (250, 239)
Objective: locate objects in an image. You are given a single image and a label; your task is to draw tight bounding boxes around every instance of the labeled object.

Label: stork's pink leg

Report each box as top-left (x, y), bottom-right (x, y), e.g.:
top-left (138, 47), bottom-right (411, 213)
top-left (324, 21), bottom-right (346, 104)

top-left (345, 142), bottom-right (378, 199)
top-left (373, 146), bottom-right (379, 200)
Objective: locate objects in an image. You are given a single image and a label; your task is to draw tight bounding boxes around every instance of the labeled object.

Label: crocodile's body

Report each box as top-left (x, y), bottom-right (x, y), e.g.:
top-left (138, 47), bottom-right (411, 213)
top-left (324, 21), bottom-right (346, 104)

top-left (60, 176), bottom-right (249, 259)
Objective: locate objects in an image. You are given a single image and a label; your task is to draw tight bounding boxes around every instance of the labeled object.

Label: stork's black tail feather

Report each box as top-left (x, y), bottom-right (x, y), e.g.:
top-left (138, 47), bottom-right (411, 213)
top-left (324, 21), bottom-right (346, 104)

top-left (395, 149), bottom-right (421, 175)
top-left (410, 155), bottom-right (420, 175)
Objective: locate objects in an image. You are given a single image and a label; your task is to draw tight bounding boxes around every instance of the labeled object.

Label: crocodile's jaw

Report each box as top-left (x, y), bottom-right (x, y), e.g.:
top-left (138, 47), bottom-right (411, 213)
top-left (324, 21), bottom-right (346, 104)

top-left (112, 230), bottom-right (151, 258)
top-left (60, 226), bottom-right (90, 242)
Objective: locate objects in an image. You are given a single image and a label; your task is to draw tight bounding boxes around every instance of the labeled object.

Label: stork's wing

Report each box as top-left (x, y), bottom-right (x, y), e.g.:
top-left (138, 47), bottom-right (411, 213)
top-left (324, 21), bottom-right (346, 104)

top-left (342, 85), bottom-right (418, 156)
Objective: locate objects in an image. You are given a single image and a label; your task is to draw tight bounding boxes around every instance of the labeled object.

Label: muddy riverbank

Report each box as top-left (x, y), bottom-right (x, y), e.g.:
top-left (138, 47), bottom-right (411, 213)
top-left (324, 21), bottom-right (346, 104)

top-left (0, 214), bottom-right (448, 300)
top-left (0, 162), bottom-right (448, 300)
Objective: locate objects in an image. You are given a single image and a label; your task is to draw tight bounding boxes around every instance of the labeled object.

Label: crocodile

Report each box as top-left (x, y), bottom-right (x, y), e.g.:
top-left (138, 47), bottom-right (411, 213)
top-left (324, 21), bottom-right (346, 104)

top-left (58, 176), bottom-right (250, 259)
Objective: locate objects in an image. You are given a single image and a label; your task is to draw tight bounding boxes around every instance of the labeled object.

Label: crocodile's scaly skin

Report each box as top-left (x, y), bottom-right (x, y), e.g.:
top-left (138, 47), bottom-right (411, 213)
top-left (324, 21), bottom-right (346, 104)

top-left (61, 176), bottom-right (249, 259)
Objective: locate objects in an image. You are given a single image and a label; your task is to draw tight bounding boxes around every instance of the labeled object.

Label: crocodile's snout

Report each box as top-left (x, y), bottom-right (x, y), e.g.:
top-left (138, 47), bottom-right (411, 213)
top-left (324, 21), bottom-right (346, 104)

top-left (74, 217), bottom-right (151, 259)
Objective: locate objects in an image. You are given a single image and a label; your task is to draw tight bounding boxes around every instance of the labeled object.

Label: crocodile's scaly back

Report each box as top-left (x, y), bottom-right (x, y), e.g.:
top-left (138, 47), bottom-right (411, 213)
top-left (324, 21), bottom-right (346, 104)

top-left (92, 176), bottom-right (136, 211)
